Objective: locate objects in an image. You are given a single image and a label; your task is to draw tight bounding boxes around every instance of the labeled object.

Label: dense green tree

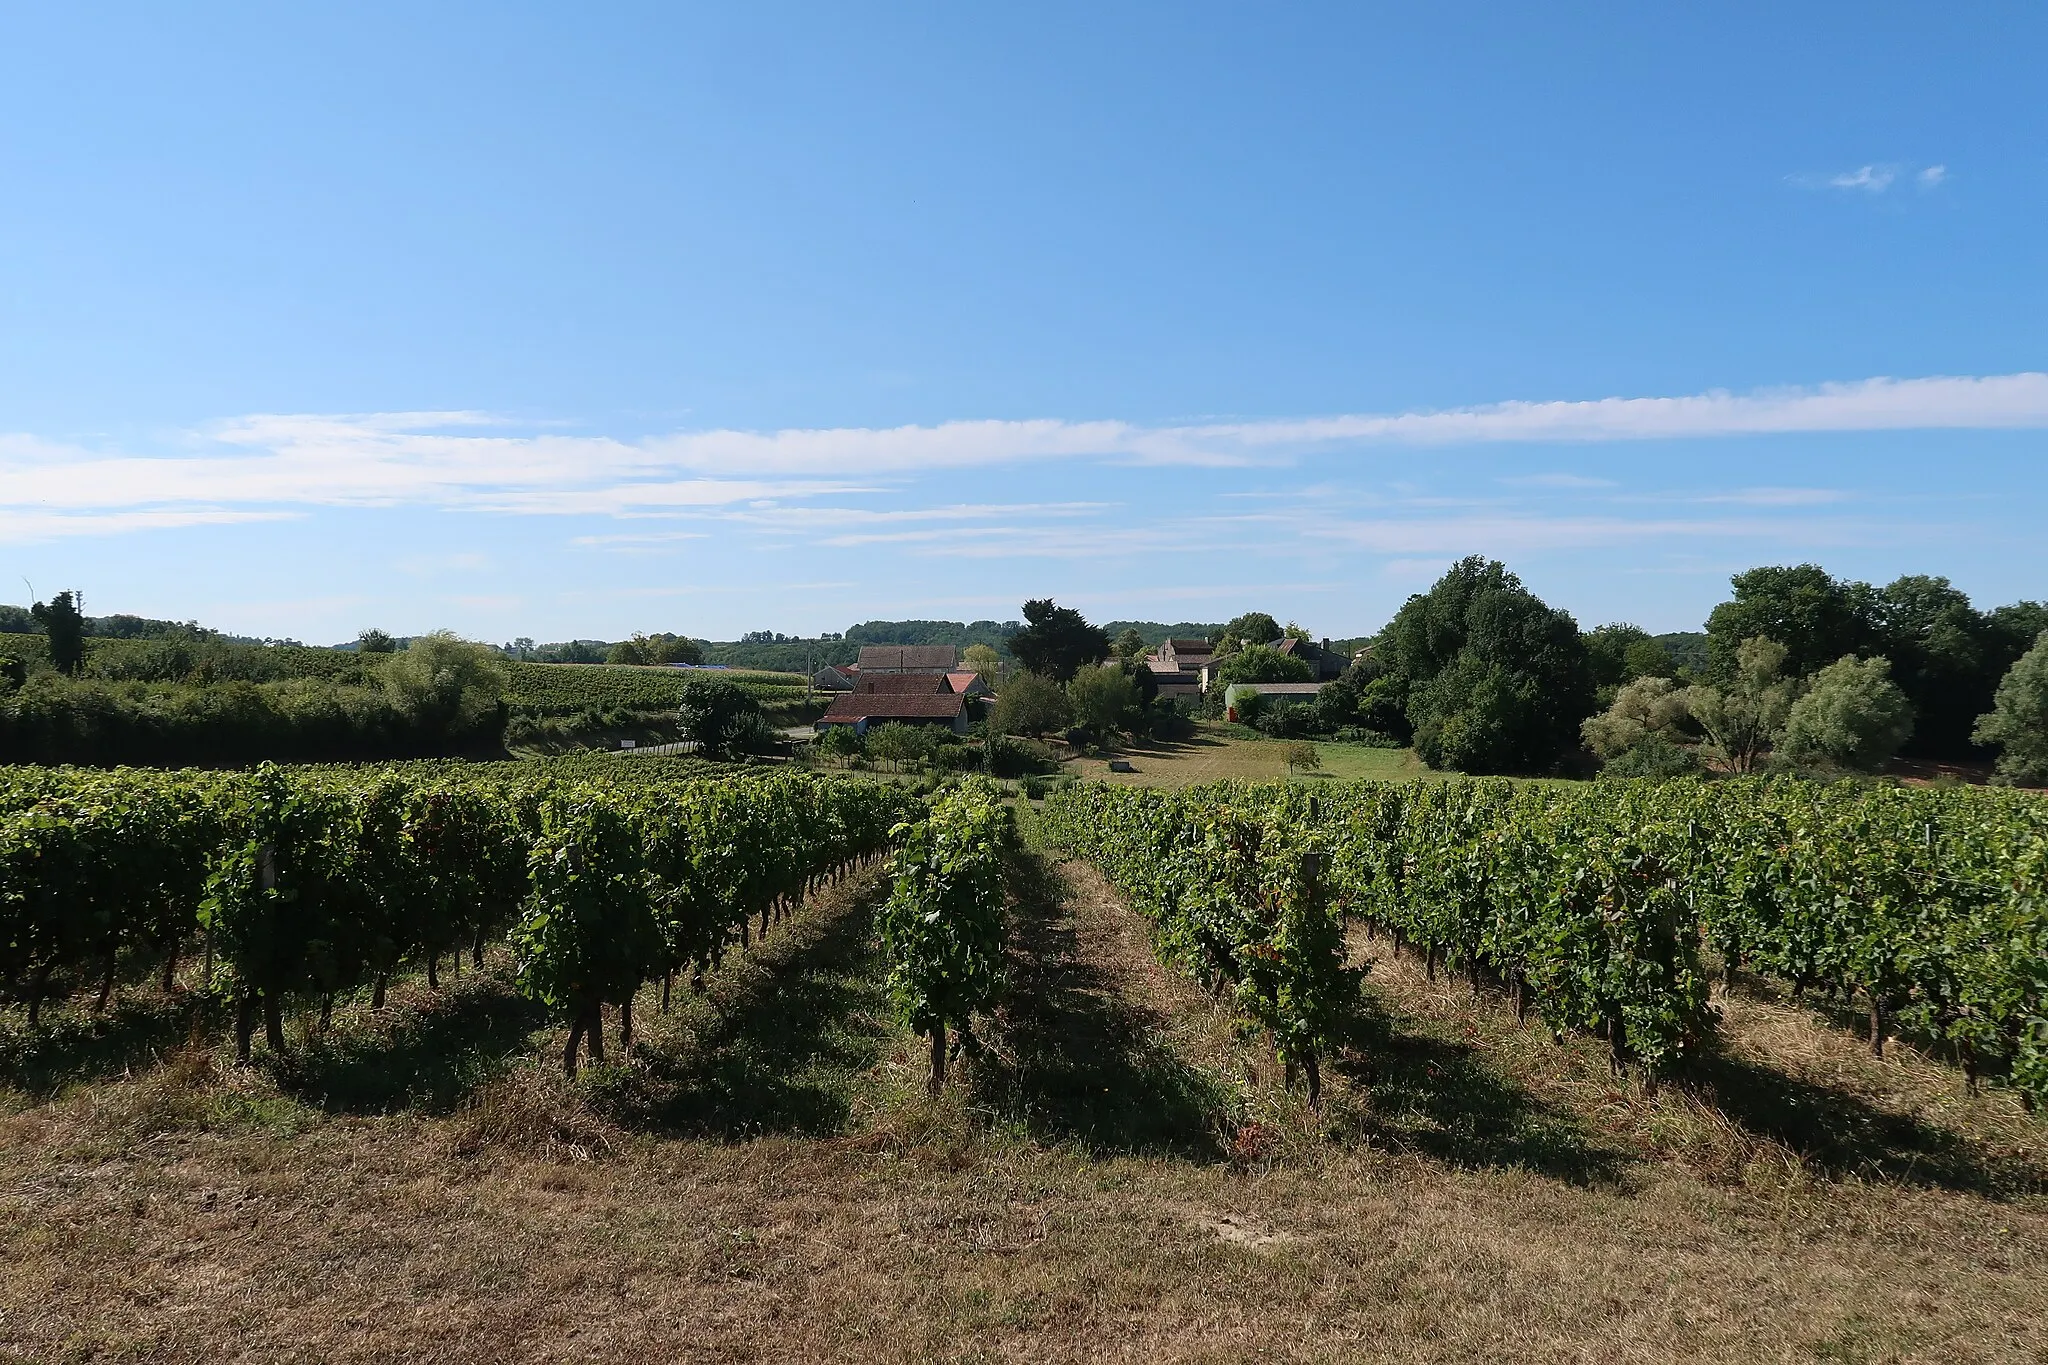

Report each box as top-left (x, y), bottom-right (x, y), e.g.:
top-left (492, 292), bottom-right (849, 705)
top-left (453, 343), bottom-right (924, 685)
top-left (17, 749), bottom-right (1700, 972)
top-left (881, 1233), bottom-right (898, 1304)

top-left (649, 633), bottom-right (703, 665)
top-left (961, 643), bottom-right (1002, 682)
top-left (382, 632), bottom-right (506, 737)
top-left (1705, 565), bottom-right (1880, 682)
top-left (1009, 599), bottom-right (1108, 682)
top-left (814, 723), bottom-right (863, 764)
top-left (1585, 623), bottom-right (1654, 689)
top-left (675, 676), bottom-right (764, 756)
top-left (1311, 675), bottom-right (1360, 732)
top-left (1378, 557), bottom-right (1595, 773)
top-left (992, 671), bottom-right (1072, 736)
top-left (1216, 611), bottom-right (1282, 654)
top-left (1779, 655), bottom-right (1915, 772)
top-left (1871, 576), bottom-right (1997, 757)
top-left (1988, 601), bottom-right (2048, 662)
top-left (1682, 637), bottom-right (1793, 774)
top-left (1068, 663), bottom-right (1141, 738)
top-left (356, 628), bottom-right (397, 654)
top-left (1215, 644), bottom-right (1315, 686)
top-left (1973, 631), bottom-right (2048, 786)
top-left (29, 591), bottom-right (85, 676)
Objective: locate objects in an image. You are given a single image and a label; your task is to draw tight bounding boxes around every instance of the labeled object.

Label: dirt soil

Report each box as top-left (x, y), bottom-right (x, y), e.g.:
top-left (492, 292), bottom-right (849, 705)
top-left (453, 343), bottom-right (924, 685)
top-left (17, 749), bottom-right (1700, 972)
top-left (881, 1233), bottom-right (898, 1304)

top-left (0, 857), bottom-right (2042, 1363)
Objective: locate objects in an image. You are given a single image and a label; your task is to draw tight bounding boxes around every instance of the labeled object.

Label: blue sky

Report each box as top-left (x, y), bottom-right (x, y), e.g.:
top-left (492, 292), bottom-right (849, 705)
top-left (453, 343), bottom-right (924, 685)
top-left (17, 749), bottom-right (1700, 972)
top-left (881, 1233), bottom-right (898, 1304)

top-left (1, 4), bottom-right (2043, 644)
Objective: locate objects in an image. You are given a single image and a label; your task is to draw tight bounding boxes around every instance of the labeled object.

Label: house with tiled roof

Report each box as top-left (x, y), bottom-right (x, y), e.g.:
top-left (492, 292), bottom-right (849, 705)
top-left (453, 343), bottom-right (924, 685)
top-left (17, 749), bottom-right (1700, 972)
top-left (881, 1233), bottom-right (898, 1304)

top-left (812, 665), bottom-right (857, 692)
top-left (855, 645), bottom-right (959, 674)
top-left (1145, 638), bottom-right (1212, 699)
top-left (945, 670), bottom-right (992, 698)
top-left (816, 689), bottom-right (969, 735)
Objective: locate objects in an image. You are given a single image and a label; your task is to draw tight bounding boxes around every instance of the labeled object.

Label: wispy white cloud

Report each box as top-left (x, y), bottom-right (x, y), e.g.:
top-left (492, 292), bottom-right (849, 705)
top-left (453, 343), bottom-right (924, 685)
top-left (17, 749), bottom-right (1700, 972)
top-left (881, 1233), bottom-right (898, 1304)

top-left (1829, 165), bottom-right (1896, 192)
top-left (1790, 162), bottom-right (1946, 195)
top-left (1499, 472), bottom-right (1618, 489)
top-left (0, 508), bottom-right (299, 543)
top-left (1695, 487), bottom-right (1848, 507)
top-left (2, 372), bottom-right (2042, 536)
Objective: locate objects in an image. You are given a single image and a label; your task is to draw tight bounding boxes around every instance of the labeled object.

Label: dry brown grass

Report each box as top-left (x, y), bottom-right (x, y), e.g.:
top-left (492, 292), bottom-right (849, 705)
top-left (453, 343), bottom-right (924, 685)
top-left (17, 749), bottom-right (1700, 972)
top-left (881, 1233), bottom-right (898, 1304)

top-left (0, 859), bottom-right (2042, 1362)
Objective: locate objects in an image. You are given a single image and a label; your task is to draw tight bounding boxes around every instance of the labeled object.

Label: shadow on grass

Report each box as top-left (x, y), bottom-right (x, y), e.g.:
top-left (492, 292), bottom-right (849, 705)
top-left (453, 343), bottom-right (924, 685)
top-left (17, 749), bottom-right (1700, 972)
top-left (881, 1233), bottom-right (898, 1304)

top-left (1676, 1047), bottom-right (2041, 1199)
top-left (1327, 991), bottom-right (1632, 1188)
top-left (272, 974), bottom-right (549, 1115)
top-left (593, 891), bottom-right (898, 1139)
top-left (972, 853), bottom-right (1231, 1160)
top-left (0, 992), bottom-right (222, 1101)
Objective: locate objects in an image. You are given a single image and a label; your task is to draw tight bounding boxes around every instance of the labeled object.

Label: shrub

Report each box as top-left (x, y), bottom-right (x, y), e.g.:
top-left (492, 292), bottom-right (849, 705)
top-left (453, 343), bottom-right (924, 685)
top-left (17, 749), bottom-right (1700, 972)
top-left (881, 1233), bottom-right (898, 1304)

top-left (1779, 655), bottom-right (1915, 773)
top-left (1598, 736), bottom-right (1703, 780)
top-left (675, 676), bottom-right (764, 757)
top-left (1582, 676), bottom-right (1692, 760)
top-left (993, 672), bottom-right (1072, 736)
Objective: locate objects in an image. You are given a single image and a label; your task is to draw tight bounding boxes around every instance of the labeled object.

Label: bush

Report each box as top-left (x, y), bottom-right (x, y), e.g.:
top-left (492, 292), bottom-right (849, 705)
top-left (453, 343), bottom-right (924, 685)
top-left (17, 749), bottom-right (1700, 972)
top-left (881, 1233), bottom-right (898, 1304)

top-left (675, 676), bottom-right (764, 757)
top-left (814, 724), bottom-right (863, 764)
top-left (1256, 705), bottom-right (1317, 740)
top-left (1282, 740), bottom-right (1320, 773)
top-left (1332, 726), bottom-right (1405, 748)
top-left (1582, 676), bottom-right (1692, 760)
top-left (1598, 737), bottom-right (1704, 780)
top-left (931, 742), bottom-right (985, 773)
top-left (993, 672), bottom-right (1072, 736)
top-left (1068, 663), bottom-right (1142, 740)
top-left (383, 632), bottom-right (507, 735)
top-left (1779, 655), bottom-right (1914, 773)
top-left (984, 734), bottom-right (1060, 777)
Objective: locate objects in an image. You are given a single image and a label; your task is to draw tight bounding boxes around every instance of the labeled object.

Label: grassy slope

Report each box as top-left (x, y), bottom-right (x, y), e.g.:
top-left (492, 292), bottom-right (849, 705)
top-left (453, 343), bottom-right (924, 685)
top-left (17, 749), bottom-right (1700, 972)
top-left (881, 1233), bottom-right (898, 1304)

top-left (0, 838), bottom-right (2041, 1361)
top-left (1066, 723), bottom-right (1434, 788)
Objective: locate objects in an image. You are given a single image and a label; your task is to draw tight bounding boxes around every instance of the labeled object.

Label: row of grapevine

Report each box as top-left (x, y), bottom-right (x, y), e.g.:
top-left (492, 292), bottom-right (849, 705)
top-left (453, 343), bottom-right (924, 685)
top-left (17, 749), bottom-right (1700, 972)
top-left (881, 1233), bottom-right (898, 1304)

top-left (0, 761), bottom-right (916, 1075)
top-left (500, 662), bottom-right (813, 717)
top-left (1045, 775), bottom-right (2048, 1100)
top-left (521, 770), bottom-right (912, 1074)
top-left (1040, 785), bottom-right (1358, 1102)
top-left (879, 778), bottom-right (1017, 1090)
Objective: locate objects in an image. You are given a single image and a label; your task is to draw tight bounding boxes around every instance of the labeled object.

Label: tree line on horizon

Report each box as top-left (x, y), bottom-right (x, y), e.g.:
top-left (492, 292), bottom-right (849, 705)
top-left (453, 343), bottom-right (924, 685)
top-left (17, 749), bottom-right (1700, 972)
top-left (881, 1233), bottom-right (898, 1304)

top-left (4, 565), bottom-right (2046, 782)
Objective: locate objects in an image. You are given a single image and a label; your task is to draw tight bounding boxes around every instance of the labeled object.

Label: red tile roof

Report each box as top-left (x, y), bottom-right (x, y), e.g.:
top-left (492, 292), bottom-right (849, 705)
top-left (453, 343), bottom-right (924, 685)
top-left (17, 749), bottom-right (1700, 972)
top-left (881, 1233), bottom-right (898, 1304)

top-left (855, 673), bottom-right (946, 695)
top-left (820, 693), bottom-right (967, 722)
top-left (855, 645), bottom-right (959, 672)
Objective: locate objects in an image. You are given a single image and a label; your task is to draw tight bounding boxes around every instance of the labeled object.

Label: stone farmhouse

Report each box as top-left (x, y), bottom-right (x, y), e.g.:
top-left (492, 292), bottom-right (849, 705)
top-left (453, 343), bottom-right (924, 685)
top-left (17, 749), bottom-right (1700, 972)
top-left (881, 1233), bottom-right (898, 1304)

top-left (815, 645), bottom-right (985, 735)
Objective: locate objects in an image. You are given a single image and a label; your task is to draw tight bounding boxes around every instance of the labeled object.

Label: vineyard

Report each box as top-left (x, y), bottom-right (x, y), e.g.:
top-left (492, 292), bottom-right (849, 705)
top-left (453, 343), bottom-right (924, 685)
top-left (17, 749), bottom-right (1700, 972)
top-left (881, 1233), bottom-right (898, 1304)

top-left (0, 759), bottom-right (917, 1076)
top-left (878, 778), bottom-right (1016, 1089)
top-left (1, 763), bottom-right (2044, 1359)
top-left (1044, 776), bottom-right (2048, 1105)
top-left (500, 661), bottom-right (817, 719)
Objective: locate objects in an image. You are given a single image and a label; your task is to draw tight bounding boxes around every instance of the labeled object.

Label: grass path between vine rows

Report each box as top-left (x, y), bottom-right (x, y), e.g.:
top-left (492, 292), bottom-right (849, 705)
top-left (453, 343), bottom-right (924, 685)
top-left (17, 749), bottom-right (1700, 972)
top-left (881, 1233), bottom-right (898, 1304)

top-left (0, 849), bottom-right (2043, 1362)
